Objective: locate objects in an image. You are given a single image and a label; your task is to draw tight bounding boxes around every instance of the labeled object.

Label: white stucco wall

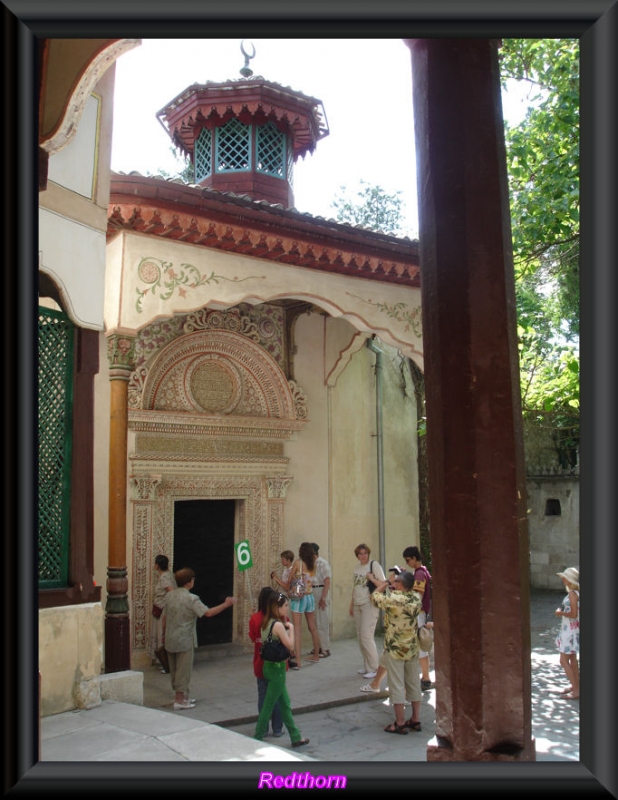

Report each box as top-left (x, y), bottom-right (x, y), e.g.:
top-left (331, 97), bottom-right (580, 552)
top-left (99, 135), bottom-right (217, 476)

top-left (327, 327), bottom-right (420, 641)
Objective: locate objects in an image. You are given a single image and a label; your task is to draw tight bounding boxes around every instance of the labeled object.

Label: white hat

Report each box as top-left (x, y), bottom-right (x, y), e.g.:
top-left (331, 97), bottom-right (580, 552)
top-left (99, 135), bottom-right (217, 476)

top-left (556, 567), bottom-right (579, 587)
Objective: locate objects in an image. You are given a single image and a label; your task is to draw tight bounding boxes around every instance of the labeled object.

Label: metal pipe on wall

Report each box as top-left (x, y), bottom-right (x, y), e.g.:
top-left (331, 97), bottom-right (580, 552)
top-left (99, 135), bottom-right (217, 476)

top-left (366, 336), bottom-right (385, 570)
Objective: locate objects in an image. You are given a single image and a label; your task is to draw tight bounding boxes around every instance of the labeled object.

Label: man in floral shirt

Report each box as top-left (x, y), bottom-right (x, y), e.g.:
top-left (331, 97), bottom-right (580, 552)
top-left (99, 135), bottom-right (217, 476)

top-left (367, 569), bottom-right (422, 735)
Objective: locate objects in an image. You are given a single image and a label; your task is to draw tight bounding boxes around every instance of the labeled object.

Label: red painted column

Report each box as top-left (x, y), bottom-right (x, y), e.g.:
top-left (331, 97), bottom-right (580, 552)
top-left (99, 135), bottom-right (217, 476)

top-left (406, 38), bottom-right (535, 761)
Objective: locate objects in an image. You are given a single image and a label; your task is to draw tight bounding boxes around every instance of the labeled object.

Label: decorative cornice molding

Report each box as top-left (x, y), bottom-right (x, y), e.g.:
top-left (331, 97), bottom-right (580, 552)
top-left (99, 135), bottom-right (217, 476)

top-left (128, 408), bottom-right (305, 437)
top-left (107, 174), bottom-right (420, 289)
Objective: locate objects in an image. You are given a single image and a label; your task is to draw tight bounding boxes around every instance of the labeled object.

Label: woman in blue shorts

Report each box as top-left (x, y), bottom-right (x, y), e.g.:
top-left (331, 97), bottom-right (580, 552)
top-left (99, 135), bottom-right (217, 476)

top-left (288, 542), bottom-right (321, 668)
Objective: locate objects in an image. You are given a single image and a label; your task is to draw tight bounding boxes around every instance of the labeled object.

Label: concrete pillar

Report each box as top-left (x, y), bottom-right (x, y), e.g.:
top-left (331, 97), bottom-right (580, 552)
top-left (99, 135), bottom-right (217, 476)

top-left (406, 38), bottom-right (535, 761)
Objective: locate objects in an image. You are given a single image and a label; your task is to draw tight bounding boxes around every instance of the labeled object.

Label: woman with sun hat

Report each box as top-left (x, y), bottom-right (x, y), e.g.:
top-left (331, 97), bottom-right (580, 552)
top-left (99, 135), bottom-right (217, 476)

top-left (554, 566), bottom-right (580, 700)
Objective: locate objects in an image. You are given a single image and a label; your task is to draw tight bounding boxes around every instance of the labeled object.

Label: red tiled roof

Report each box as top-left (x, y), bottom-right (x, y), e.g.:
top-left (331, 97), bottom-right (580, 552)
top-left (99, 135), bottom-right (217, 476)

top-left (108, 172), bottom-right (420, 287)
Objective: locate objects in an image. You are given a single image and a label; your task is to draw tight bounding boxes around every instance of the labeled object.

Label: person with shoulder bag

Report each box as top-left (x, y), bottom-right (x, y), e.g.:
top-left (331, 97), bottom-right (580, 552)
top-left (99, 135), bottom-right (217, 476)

top-left (349, 543), bottom-right (386, 680)
top-left (149, 554), bottom-right (176, 674)
top-left (249, 587), bottom-right (284, 738)
top-left (288, 542), bottom-right (321, 668)
top-left (253, 592), bottom-right (310, 749)
top-left (369, 570), bottom-right (423, 735)
top-left (403, 546), bottom-right (434, 690)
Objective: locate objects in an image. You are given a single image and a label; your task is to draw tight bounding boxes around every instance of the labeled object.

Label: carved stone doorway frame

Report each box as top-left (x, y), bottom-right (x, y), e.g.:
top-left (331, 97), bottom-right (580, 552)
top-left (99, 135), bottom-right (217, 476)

top-left (130, 468), bottom-right (293, 659)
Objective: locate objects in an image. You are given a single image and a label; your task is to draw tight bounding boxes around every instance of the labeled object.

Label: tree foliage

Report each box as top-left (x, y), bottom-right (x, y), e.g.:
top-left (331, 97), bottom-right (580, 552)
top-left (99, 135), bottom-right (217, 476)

top-left (499, 39), bottom-right (579, 465)
top-left (148, 147), bottom-right (193, 183)
top-left (331, 180), bottom-right (408, 237)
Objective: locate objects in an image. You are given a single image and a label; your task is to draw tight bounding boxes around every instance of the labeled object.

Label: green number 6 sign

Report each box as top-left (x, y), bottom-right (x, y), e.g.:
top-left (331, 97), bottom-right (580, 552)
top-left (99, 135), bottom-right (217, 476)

top-left (236, 540), bottom-right (253, 571)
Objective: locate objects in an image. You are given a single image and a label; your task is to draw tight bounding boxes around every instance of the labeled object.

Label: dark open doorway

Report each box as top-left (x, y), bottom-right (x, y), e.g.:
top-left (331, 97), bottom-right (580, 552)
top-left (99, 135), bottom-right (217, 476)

top-left (173, 499), bottom-right (235, 646)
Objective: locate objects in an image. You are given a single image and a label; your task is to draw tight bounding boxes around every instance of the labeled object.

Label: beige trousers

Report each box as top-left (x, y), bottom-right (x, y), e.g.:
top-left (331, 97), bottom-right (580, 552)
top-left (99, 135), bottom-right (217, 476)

top-left (314, 587), bottom-right (331, 651)
top-left (384, 651), bottom-right (421, 705)
top-left (167, 647), bottom-right (194, 696)
top-left (353, 601), bottom-right (380, 672)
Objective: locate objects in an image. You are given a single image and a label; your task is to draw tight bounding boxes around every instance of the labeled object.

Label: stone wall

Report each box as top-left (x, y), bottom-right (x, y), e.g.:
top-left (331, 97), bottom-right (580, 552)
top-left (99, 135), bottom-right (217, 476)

top-left (523, 422), bottom-right (579, 589)
top-left (526, 475), bottom-right (579, 590)
top-left (39, 603), bottom-right (104, 716)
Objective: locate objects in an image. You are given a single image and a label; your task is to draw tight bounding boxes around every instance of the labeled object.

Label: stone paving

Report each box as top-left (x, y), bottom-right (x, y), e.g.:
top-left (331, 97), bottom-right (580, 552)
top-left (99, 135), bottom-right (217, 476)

top-left (41, 589), bottom-right (578, 762)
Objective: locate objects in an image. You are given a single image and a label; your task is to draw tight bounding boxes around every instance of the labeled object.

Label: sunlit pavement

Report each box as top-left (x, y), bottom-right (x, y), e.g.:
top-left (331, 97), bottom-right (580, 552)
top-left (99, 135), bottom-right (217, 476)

top-left (41, 589), bottom-right (577, 762)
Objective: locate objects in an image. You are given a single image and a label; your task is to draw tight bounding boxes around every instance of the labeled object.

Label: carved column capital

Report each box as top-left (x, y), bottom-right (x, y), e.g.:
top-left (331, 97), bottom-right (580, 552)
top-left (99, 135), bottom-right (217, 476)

top-left (130, 474), bottom-right (162, 501)
top-left (107, 334), bottom-right (136, 377)
top-left (266, 475), bottom-right (293, 500)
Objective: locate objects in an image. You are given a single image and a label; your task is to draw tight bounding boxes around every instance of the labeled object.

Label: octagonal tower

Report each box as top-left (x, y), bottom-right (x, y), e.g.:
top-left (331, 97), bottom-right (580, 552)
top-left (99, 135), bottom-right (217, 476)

top-left (156, 73), bottom-right (329, 207)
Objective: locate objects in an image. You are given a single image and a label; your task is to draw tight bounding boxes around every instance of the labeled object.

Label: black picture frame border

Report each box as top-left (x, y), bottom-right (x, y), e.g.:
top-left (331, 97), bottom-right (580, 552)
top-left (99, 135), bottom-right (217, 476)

top-left (4, 0), bottom-right (616, 796)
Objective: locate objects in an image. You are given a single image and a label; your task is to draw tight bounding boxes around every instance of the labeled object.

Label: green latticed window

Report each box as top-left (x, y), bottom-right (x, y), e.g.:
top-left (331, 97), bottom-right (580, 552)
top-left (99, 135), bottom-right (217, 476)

top-left (194, 127), bottom-right (212, 182)
top-left (287, 144), bottom-right (294, 189)
top-left (38, 307), bottom-right (74, 588)
top-left (215, 118), bottom-right (251, 172)
top-left (256, 122), bottom-right (287, 179)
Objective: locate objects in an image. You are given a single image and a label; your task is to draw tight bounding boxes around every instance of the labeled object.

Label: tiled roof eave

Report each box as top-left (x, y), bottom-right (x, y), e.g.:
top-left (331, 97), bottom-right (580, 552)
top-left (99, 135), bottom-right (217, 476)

top-left (108, 173), bottom-right (420, 288)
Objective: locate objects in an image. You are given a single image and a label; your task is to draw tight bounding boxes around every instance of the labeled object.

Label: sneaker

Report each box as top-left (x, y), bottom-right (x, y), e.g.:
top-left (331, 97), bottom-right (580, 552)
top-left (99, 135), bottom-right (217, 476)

top-left (421, 680), bottom-right (433, 691)
top-left (272, 731), bottom-right (284, 738)
top-left (359, 683), bottom-right (380, 693)
top-left (357, 668), bottom-right (368, 674)
top-left (363, 671), bottom-right (377, 679)
top-left (173, 701), bottom-right (196, 710)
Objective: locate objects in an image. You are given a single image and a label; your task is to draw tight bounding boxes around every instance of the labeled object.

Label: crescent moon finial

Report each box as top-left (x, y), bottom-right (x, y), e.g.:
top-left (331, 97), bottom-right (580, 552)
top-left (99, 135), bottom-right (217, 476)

top-left (240, 40), bottom-right (256, 77)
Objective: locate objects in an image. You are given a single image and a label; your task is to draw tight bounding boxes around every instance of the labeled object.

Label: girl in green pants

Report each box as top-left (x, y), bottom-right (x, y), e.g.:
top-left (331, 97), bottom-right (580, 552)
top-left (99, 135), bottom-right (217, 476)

top-left (254, 594), bottom-right (310, 748)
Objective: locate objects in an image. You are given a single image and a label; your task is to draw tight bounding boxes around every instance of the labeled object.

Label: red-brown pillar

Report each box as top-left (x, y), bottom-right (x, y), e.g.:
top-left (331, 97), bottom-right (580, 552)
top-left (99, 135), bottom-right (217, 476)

top-left (105, 334), bottom-right (135, 673)
top-left (406, 38), bottom-right (535, 761)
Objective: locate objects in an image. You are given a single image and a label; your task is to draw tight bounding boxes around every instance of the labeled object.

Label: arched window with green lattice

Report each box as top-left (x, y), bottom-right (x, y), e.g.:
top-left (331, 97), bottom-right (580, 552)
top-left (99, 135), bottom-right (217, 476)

top-left (38, 306), bottom-right (74, 588)
top-left (215, 118), bottom-right (251, 173)
top-left (194, 127), bottom-right (212, 183)
top-left (256, 121), bottom-right (287, 179)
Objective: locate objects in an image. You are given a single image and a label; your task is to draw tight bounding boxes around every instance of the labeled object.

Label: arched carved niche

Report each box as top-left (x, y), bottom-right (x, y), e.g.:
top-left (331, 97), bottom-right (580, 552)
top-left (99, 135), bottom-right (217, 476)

top-left (136, 329), bottom-right (303, 420)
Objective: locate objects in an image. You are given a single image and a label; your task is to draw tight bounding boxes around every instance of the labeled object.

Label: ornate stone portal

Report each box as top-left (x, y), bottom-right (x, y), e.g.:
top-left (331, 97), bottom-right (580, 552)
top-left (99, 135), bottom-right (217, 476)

top-left (127, 310), bottom-right (306, 656)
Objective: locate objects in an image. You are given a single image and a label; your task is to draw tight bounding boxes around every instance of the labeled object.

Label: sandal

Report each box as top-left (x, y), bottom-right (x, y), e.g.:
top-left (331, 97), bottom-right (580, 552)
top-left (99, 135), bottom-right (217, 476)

top-left (384, 722), bottom-right (408, 735)
top-left (292, 738), bottom-right (310, 748)
top-left (305, 657), bottom-right (320, 664)
top-left (405, 719), bottom-right (422, 731)
top-left (319, 650), bottom-right (331, 658)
